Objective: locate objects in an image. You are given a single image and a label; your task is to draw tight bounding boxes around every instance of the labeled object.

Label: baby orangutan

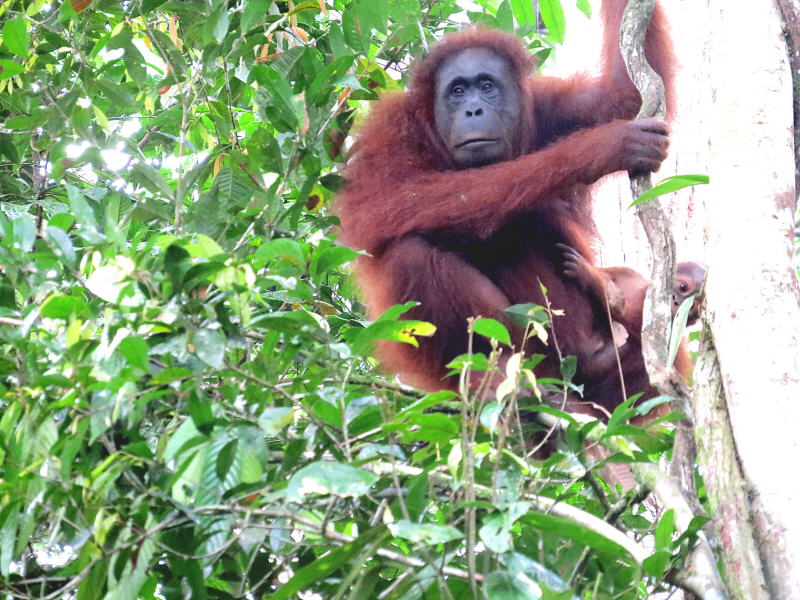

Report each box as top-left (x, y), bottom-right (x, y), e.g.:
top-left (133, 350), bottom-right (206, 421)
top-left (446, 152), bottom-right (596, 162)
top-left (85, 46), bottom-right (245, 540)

top-left (556, 243), bottom-right (705, 412)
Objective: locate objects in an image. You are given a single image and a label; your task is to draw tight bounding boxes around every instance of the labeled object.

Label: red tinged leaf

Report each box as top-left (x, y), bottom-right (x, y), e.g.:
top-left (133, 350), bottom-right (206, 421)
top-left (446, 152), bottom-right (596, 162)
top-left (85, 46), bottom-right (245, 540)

top-left (306, 194), bottom-right (322, 211)
top-left (71, 0), bottom-right (92, 12)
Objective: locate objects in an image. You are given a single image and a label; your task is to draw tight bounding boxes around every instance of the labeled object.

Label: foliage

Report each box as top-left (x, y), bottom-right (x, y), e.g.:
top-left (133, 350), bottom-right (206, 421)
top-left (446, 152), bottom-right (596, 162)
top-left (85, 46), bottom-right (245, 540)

top-left (0, 1), bottom-right (697, 598)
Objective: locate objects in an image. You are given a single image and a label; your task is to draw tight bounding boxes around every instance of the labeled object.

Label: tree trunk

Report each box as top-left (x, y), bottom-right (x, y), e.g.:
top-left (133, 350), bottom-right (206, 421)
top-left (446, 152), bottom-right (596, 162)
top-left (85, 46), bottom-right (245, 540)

top-left (559, 1), bottom-right (800, 597)
top-left (654, 1), bottom-right (800, 598)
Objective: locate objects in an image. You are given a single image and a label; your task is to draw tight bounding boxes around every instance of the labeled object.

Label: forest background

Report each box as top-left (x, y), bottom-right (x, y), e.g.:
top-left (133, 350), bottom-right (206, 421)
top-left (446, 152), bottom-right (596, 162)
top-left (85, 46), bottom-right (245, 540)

top-left (0, 1), bottom-right (798, 599)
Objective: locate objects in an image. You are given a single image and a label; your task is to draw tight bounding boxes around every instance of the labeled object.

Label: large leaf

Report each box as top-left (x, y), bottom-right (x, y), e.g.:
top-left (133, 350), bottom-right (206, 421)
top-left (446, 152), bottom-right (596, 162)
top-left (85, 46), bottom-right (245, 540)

top-left (286, 461), bottom-right (378, 500)
top-left (2, 16), bottom-right (30, 57)
top-left (473, 317), bottom-right (512, 346)
top-left (254, 66), bottom-right (301, 130)
top-left (631, 174), bottom-right (710, 207)
top-left (388, 520), bottom-right (462, 544)
top-left (524, 511), bottom-right (636, 561)
top-left (540, 0), bottom-right (566, 43)
top-left (483, 571), bottom-right (542, 600)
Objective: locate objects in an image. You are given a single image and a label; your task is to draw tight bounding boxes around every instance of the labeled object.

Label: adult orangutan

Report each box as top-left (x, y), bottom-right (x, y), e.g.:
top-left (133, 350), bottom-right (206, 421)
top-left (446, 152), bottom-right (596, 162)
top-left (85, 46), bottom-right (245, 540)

top-left (335, 1), bottom-right (677, 409)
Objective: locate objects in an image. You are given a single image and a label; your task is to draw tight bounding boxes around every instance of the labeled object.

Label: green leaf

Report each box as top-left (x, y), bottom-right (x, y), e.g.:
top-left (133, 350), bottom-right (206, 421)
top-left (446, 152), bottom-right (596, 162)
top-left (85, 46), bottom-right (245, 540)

top-left (64, 186), bottom-right (92, 223)
top-left (242, 0), bottom-right (270, 31)
top-left (271, 526), bottom-right (388, 600)
top-left (447, 352), bottom-right (490, 374)
top-left (479, 501), bottom-right (530, 553)
top-left (375, 301), bottom-right (418, 322)
top-left (286, 0), bottom-right (320, 17)
top-left (560, 354), bottom-right (577, 381)
top-left (342, 0), bottom-right (373, 53)
top-left (215, 438), bottom-right (238, 480)
top-left (256, 310), bottom-right (327, 336)
top-left (0, 133), bottom-right (20, 164)
top-left (197, 435), bottom-right (243, 506)
top-left (501, 553), bottom-right (573, 595)
top-left (48, 212), bottom-right (75, 231)
top-left (94, 79), bottom-right (138, 110)
top-left (210, 166), bottom-right (252, 209)
top-left (105, 532), bottom-right (156, 600)
top-left (473, 317), bottom-right (512, 346)
top-left (3, 16), bottom-right (30, 58)
top-left (503, 304), bottom-right (550, 327)
top-left (132, 162), bottom-right (173, 198)
top-left (511, 0), bottom-right (536, 26)
top-left (655, 508), bottom-right (676, 551)
top-left (388, 520), bottom-right (462, 544)
top-left (118, 336), bottom-right (150, 371)
top-left (480, 401), bottom-right (503, 432)
top-left (286, 461), bottom-right (378, 500)
top-left (193, 329), bottom-right (225, 369)
top-left (496, 1), bottom-right (514, 32)
top-left (668, 295), bottom-right (694, 368)
top-left (350, 319), bottom-right (436, 355)
top-left (44, 226), bottom-right (76, 267)
top-left (0, 60), bottom-right (24, 80)
top-left (396, 390), bottom-right (458, 418)
top-left (404, 412), bottom-right (459, 444)
top-left (540, 0), bottom-right (566, 44)
top-left (310, 245), bottom-right (358, 281)
top-left (271, 46), bottom-right (306, 79)
top-left (26, 0), bottom-right (48, 16)
top-left (483, 571), bottom-right (542, 600)
top-left (12, 212), bottom-right (36, 253)
top-left (164, 418), bottom-right (202, 463)
top-left (254, 66), bottom-right (301, 130)
top-left (164, 243), bottom-right (191, 289)
top-left (123, 44), bottom-right (149, 88)
top-left (188, 391), bottom-right (214, 430)
top-left (185, 234), bottom-right (225, 259)
top-left (246, 127), bottom-right (283, 173)
top-left (643, 550), bottom-right (672, 578)
top-left (523, 511), bottom-right (633, 560)
top-left (604, 395), bottom-right (639, 435)
top-left (258, 407), bottom-right (294, 436)
top-left (307, 54), bottom-right (359, 105)
top-left (85, 261), bottom-right (144, 307)
top-left (40, 294), bottom-right (90, 319)
top-left (205, 3), bottom-right (230, 45)
top-left (252, 238), bottom-right (306, 269)
top-left (576, 0), bottom-right (592, 18)
top-left (150, 367), bottom-right (193, 386)
top-left (631, 174), bottom-right (710, 207)
top-left (0, 501), bottom-right (20, 577)
top-left (388, 0), bottom-right (420, 23)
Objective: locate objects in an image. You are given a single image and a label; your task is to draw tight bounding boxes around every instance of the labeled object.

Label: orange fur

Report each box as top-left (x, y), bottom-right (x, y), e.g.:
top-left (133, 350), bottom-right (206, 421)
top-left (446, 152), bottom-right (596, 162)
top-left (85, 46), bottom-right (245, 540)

top-left (335, 1), bottom-right (676, 408)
